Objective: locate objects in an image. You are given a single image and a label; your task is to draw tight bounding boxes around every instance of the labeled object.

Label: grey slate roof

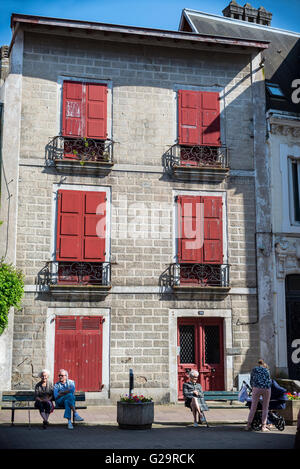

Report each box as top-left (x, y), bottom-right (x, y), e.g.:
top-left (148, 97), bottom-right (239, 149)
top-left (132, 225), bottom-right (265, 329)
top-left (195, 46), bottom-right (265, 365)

top-left (181, 10), bottom-right (300, 113)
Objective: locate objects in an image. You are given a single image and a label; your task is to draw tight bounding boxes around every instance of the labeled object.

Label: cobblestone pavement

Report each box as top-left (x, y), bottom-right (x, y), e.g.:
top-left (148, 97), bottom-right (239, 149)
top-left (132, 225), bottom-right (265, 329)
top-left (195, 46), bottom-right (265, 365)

top-left (0, 405), bottom-right (297, 450)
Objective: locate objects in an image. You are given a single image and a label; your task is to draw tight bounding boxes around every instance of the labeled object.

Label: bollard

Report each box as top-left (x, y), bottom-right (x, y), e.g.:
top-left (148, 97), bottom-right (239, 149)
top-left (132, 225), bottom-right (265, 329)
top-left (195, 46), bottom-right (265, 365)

top-left (129, 368), bottom-right (134, 398)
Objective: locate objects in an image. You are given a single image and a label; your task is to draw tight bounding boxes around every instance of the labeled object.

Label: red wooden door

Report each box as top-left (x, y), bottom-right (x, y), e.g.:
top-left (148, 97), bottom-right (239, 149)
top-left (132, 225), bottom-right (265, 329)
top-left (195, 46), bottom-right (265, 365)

top-left (54, 316), bottom-right (103, 392)
top-left (177, 317), bottom-right (224, 399)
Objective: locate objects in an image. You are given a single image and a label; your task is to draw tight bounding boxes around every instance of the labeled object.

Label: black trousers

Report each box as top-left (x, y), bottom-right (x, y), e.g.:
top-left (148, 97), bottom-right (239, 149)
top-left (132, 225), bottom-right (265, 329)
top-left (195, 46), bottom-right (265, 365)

top-left (34, 400), bottom-right (53, 414)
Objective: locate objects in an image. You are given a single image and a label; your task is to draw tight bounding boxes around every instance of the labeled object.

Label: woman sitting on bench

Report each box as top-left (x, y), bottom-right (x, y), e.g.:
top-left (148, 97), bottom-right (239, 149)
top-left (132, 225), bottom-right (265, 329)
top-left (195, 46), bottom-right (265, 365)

top-left (34, 369), bottom-right (54, 429)
top-left (183, 370), bottom-right (208, 427)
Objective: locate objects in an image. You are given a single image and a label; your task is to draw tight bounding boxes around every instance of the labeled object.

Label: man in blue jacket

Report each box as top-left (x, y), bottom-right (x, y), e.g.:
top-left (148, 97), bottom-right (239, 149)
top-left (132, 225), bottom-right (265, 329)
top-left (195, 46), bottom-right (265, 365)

top-left (53, 369), bottom-right (84, 429)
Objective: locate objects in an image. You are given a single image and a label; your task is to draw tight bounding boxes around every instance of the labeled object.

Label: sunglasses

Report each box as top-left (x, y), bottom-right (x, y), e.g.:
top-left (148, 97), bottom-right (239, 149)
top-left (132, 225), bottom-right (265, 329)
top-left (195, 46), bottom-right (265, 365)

top-left (58, 374), bottom-right (66, 377)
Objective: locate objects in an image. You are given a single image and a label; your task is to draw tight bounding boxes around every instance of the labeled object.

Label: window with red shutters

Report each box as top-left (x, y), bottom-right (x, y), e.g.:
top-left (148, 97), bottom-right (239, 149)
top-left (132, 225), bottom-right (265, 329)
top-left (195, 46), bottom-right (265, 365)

top-left (178, 90), bottom-right (221, 147)
top-left (55, 190), bottom-right (106, 285)
top-left (177, 195), bottom-right (223, 285)
top-left (177, 195), bottom-right (223, 264)
top-left (62, 81), bottom-right (107, 140)
top-left (56, 189), bottom-right (106, 263)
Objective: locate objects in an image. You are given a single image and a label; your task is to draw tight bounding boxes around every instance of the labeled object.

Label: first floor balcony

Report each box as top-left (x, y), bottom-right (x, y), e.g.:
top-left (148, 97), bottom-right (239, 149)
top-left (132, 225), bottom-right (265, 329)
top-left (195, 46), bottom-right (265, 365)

top-left (38, 261), bottom-right (111, 299)
top-left (46, 136), bottom-right (114, 175)
top-left (161, 263), bottom-right (230, 299)
top-left (163, 144), bottom-right (229, 182)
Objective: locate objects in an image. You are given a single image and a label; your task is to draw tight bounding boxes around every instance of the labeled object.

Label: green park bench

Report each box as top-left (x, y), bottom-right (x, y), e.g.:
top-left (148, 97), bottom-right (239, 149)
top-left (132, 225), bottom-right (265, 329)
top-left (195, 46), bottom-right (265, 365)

top-left (1, 391), bottom-right (86, 428)
top-left (204, 390), bottom-right (241, 407)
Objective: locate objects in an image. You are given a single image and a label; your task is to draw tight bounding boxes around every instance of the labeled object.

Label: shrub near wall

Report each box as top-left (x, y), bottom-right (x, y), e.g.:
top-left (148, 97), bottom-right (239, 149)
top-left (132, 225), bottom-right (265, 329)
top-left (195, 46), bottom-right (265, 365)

top-left (0, 260), bottom-right (24, 334)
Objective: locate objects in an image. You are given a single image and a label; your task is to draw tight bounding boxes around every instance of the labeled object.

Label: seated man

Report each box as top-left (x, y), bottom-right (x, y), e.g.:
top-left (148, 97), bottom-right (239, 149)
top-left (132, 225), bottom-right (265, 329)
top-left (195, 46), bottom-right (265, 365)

top-left (183, 370), bottom-right (209, 427)
top-left (53, 369), bottom-right (84, 429)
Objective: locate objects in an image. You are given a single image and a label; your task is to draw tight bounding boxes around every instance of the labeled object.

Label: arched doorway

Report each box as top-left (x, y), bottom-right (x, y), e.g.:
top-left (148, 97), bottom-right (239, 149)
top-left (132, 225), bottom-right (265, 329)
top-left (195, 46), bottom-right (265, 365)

top-left (285, 275), bottom-right (300, 380)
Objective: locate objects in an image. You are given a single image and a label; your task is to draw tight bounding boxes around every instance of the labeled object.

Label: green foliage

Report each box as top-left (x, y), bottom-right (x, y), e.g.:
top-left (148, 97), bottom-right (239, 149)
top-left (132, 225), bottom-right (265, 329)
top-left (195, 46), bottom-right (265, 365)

top-left (0, 260), bottom-right (24, 334)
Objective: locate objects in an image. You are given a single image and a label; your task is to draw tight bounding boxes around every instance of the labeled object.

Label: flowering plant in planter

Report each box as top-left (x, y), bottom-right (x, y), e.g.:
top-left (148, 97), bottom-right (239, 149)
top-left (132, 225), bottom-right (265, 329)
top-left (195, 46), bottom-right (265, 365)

top-left (120, 394), bottom-right (153, 403)
top-left (285, 392), bottom-right (300, 400)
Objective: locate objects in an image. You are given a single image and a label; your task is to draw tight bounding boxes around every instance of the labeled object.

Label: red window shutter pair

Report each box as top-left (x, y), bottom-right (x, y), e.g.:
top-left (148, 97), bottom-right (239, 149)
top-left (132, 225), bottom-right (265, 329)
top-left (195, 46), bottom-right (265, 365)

top-left (178, 195), bottom-right (223, 264)
top-left (62, 81), bottom-right (107, 139)
top-left (56, 190), bottom-right (106, 262)
top-left (178, 90), bottom-right (221, 146)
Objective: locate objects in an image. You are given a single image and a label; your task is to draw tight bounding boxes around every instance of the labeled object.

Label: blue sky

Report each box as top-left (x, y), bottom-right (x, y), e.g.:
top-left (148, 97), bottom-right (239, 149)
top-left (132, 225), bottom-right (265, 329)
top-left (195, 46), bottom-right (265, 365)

top-left (1, 0), bottom-right (300, 46)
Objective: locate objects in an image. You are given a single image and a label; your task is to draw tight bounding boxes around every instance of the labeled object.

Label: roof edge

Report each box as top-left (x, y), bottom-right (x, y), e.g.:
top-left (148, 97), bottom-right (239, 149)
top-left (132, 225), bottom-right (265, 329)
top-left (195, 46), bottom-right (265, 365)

top-left (10, 12), bottom-right (269, 50)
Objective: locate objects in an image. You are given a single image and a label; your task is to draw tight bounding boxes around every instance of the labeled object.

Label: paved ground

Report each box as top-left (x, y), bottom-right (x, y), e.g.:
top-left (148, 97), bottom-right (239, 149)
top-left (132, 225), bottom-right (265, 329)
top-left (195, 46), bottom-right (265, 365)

top-left (0, 404), bottom-right (297, 450)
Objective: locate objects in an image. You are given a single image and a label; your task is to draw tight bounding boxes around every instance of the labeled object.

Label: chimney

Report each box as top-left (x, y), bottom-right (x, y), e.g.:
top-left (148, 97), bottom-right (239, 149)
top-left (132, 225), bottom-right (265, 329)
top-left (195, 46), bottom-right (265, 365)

top-left (222, 2), bottom-right (272, 26)
top-left (243, 3), bottom-right (258, 22)
top-left (257, 6), bottom-right (272, 26)
top-left (222, 1), bottom-right (244, 20)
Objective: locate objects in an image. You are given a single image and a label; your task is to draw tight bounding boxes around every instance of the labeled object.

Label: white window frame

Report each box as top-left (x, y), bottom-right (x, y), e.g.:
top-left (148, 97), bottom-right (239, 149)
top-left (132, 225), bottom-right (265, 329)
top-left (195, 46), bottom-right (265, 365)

top-left (288, 156), bottom-right (300, 226)
top-left (172, 189), bottom-right (228, 265)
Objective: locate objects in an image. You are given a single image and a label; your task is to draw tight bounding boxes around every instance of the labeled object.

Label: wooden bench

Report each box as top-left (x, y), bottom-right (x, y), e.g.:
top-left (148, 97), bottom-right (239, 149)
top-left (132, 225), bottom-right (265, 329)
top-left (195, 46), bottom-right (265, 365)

top-left (204, 391), bottom-right (241, 408)
top-left (1, 391), bottom-right (86, 428)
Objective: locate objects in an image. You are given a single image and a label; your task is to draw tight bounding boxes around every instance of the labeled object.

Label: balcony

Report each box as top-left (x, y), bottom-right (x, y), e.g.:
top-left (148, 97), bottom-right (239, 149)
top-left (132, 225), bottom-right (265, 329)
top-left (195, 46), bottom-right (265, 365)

top-left (38, 261), bottom-right (111, 299)
top-left (160, 263), bottom-right (230, 300)
top-left (163, 144), bottom-right (229, 182)
top-left (46, 136), bottom-right (114, 175)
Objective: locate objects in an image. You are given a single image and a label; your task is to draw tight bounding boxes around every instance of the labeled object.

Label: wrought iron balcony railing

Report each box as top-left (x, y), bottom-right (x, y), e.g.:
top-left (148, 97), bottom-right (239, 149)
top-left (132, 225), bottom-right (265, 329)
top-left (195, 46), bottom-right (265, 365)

top-left (163, 144), bottom-right (229, 173)
top-left (38, 261), bottom-right (111, 287)
top-left (46, 136), bottom-right (114, 164)
top-left (161, 263), bottom-right (230, 289)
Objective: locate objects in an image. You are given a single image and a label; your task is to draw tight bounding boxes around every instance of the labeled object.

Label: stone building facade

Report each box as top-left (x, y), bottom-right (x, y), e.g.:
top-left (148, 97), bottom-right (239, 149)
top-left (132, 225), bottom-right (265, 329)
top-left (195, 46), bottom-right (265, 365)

top-left (0, 13), bottom-right (268, 401)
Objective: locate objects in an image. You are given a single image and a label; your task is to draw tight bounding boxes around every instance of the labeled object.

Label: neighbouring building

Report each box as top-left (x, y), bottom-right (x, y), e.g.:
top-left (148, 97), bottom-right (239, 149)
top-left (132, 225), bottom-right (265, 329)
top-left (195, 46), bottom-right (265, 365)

top-left (180, 2), bottom-right (300, 381)
top-left (0, 10), bottom-right (269, 401)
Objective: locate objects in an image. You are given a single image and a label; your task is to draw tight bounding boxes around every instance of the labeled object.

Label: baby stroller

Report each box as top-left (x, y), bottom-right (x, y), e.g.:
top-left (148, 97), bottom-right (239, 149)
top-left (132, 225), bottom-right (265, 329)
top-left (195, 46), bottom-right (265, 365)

top-left (239, 379), bottom-right (287, 431)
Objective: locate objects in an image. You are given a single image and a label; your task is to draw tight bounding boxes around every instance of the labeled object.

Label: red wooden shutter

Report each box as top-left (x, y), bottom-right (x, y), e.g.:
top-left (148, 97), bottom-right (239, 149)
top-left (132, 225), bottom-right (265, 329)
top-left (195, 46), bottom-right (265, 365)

top-left (54, 316), bottom-right (103, 392)
top-left (202, 196), bottom-right (223, 264)
top-left (56, 190), bottom-right (106, 262)
top-left (54, 316), bottom-right (78, 385)
top-left (62, 81), bottom-right (107, 139)
top-left (56, 190), bottom-right (82, 261)
top-left (62, 81), bottom-right (84, 138)
top-left (178, 90), bottom-right (220, 146)
top-left (178, 90), bottom-right (199, 145)
top-left (177, 195), bottom-right (203, 263)
top-left (177, 195), bottom-right (223, 264)
top-left (83, 191), bottom-right (106, 262)
top-left (201, 92), bottom-right (221, 146)
top-left (85, 83), bottom-right (107, 139)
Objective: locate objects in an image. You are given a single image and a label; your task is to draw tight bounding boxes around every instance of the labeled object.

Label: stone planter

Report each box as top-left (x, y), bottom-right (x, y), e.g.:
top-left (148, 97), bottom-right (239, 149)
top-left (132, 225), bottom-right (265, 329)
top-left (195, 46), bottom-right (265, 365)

top-left (117, 401), bottom-right (154, 430)
top-left (278, 400), bottom-right (300, 425)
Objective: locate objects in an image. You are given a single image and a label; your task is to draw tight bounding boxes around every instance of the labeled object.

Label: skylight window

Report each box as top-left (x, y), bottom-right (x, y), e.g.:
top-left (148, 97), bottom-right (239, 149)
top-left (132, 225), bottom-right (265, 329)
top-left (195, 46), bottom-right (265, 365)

top-left (266, 82), bottom-right (285, 99)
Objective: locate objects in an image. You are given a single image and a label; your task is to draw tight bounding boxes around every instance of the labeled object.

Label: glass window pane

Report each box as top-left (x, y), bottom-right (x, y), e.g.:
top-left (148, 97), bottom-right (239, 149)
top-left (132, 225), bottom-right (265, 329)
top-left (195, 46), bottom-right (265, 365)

top-left (204, 325), bottom-right (220, 364)
top-left (179, 325), bottom-right (195, 363)
top-left (292, 161), bottom-right (300, 222)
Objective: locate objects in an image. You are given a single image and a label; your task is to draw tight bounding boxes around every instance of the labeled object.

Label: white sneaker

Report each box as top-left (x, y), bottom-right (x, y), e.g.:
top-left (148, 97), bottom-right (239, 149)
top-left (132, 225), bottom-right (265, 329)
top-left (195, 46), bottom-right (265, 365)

top-left (193, 422), bottom-right (198, 427)
top-left (74, 414), bottom-right (84, 422)
top-left (68, 421), bottom-right (74, 430)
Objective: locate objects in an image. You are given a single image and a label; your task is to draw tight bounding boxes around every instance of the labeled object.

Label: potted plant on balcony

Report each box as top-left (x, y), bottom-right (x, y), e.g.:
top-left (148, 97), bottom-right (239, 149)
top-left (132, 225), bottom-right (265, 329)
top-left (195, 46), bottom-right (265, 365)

top-left (117, 394), bottom-right (154, 430)
top-left (279, 392), bottom-right (300, 425)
